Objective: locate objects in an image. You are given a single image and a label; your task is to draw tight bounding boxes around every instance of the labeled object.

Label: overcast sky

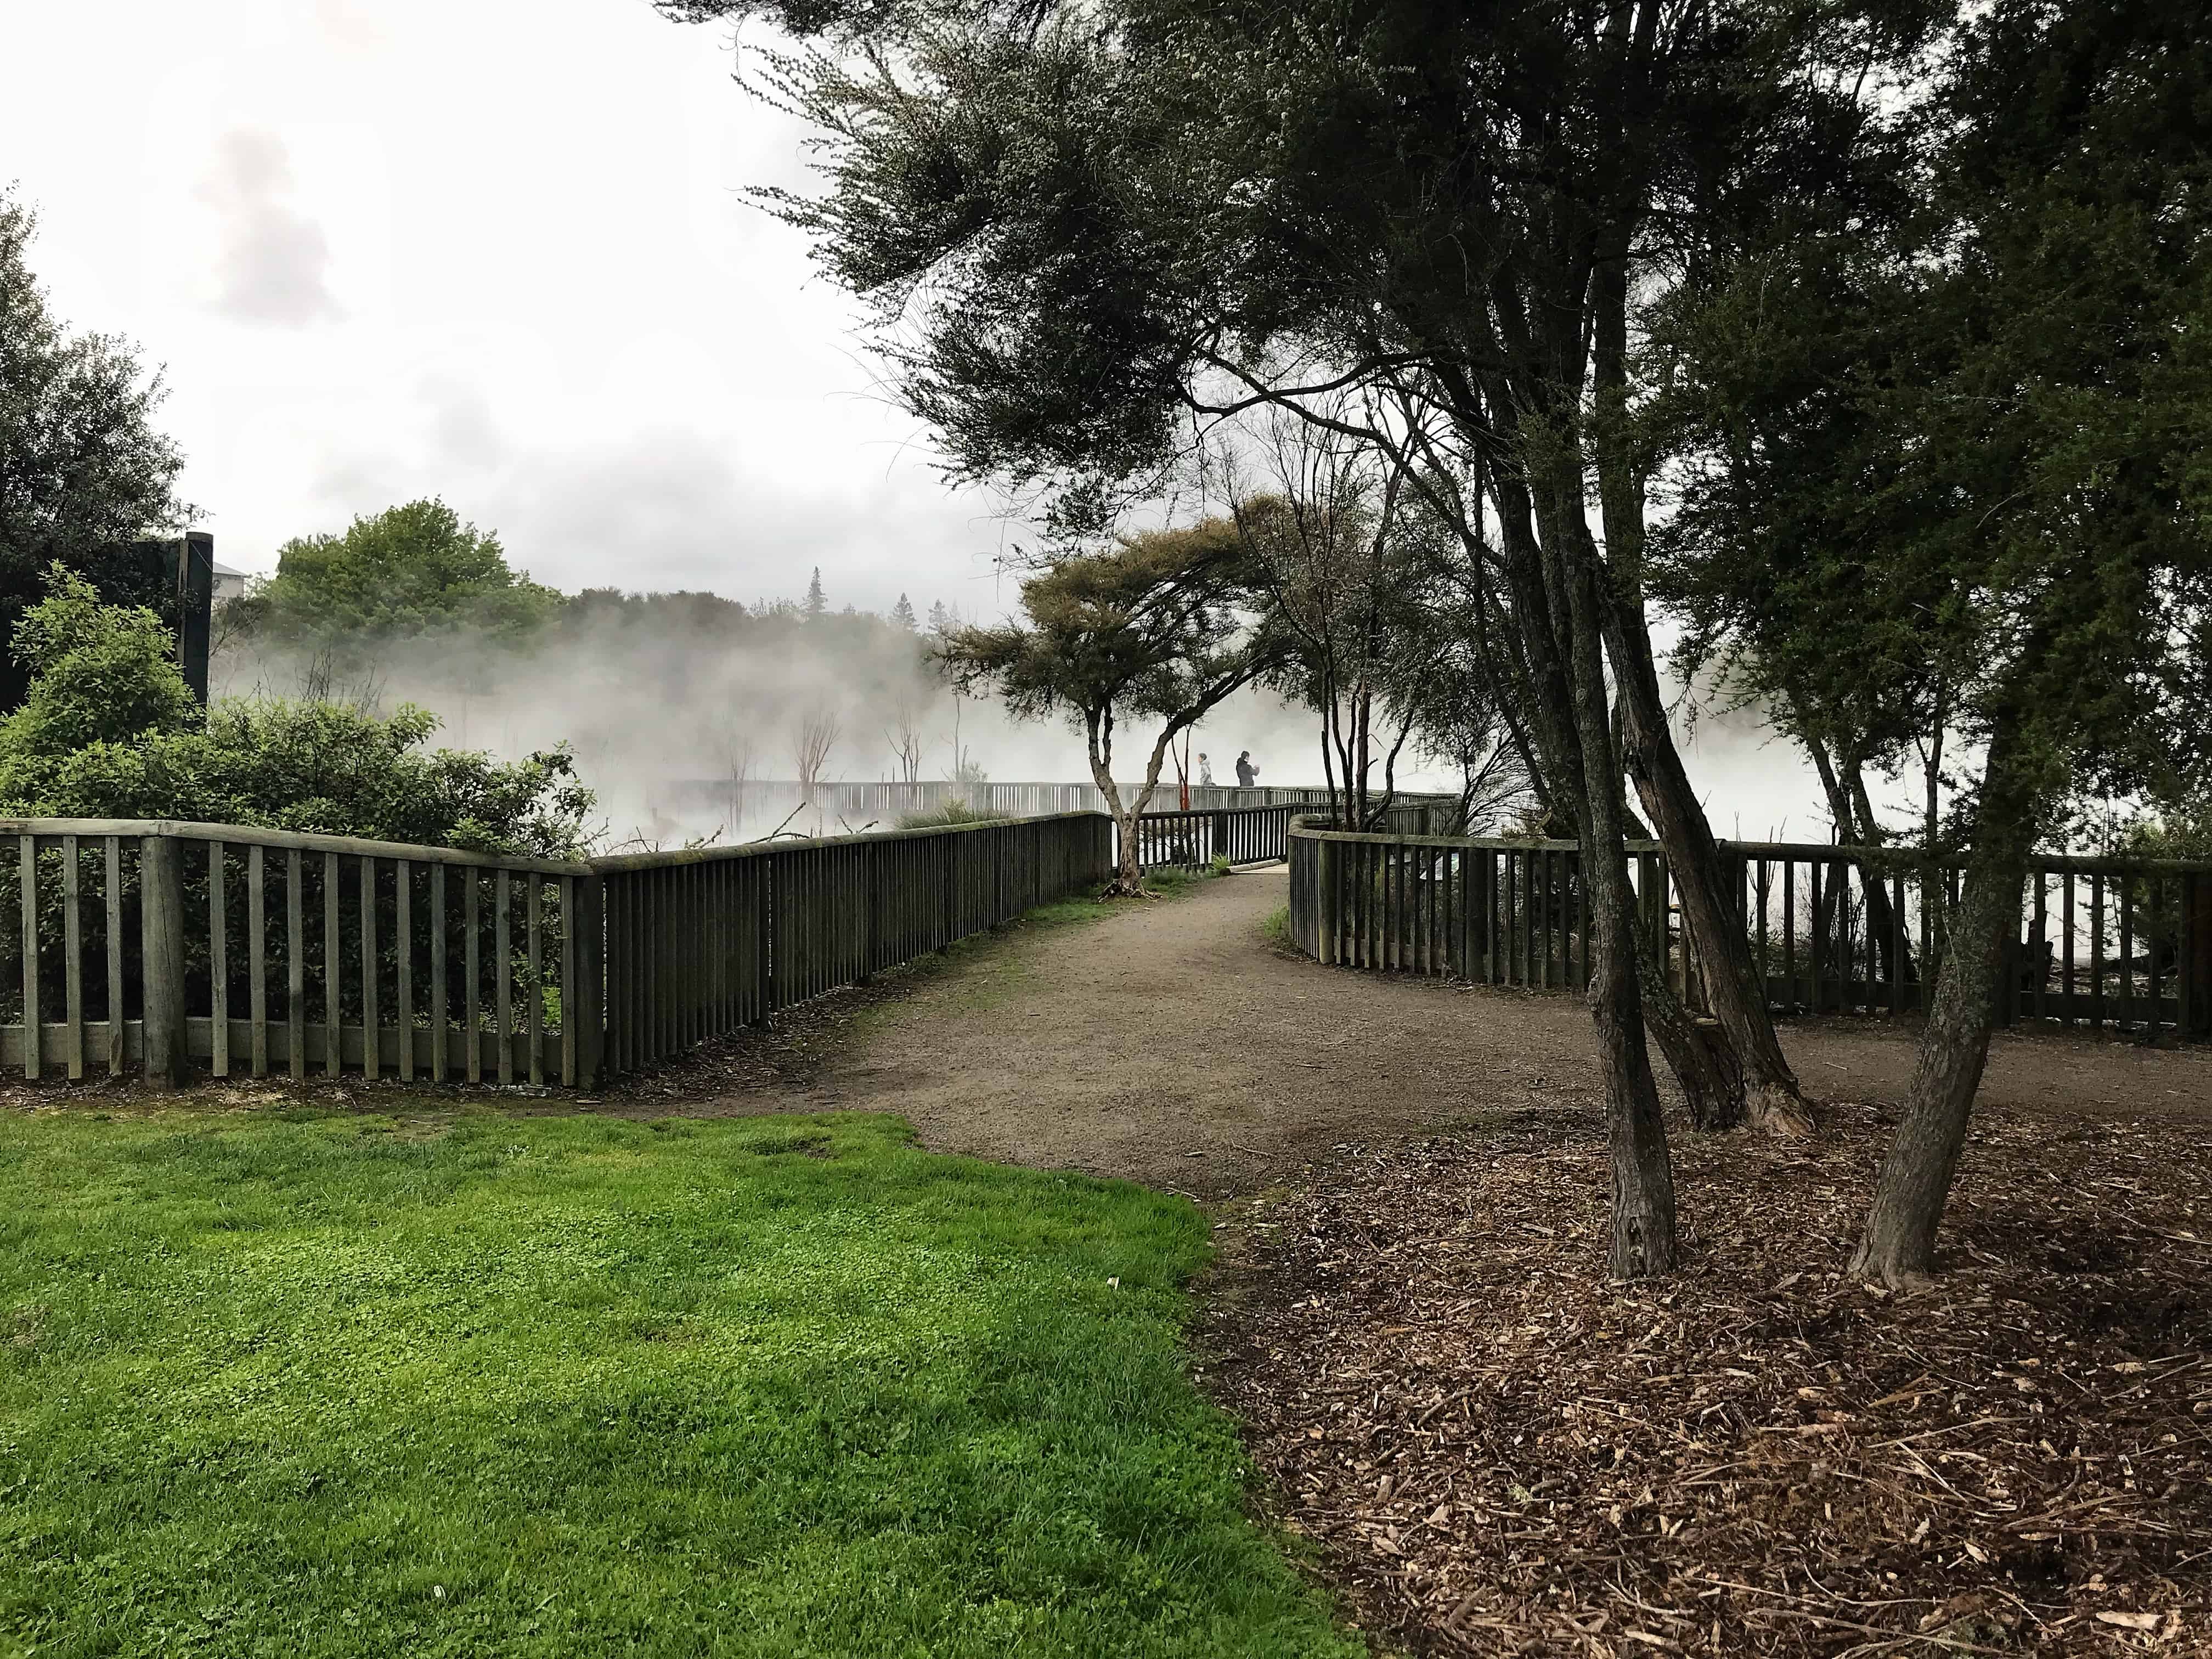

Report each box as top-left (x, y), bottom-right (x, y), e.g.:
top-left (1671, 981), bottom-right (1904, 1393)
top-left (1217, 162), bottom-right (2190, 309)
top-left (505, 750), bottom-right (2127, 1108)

top-left (2, 0), bottom-right (1022, 618)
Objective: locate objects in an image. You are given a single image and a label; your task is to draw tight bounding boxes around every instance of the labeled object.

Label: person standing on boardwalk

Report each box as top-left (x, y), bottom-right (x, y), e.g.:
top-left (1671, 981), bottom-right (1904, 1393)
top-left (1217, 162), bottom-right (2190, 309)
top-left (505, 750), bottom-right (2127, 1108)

top-left (1198, 752), bottom-right (1215, 787)
top-left (1235, 751), bottom-right (1257, 788)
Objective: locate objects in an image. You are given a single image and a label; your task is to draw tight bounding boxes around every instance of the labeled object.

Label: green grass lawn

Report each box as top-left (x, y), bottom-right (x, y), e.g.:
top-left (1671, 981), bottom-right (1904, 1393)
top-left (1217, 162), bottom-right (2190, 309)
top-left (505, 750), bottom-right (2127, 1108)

top-left (0, 1108), bottom-right (1355, 1658)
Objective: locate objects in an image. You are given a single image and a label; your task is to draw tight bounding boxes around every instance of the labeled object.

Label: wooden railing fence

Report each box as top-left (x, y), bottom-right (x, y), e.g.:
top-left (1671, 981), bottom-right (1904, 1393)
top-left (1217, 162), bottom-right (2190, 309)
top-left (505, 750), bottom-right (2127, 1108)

top-left (1130, 800), bottom-right (1463, 871)
top-left (1287, 820), bottom-right (2212, 1041)
top-left (0, 812), bottom-right (1114, 1089)
top-left (590, 813), bottom-right (1109, 1075)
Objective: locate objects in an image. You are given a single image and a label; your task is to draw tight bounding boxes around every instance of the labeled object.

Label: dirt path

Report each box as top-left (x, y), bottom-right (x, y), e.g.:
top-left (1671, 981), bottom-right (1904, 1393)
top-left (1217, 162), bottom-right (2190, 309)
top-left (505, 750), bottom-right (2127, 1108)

top-left (755, 867), bottom-right (2210, 1197)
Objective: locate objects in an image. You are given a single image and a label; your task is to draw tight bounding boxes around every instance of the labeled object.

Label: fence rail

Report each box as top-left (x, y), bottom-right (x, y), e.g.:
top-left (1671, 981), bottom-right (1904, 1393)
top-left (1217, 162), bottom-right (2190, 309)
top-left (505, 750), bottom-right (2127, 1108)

top-left (669, 777), bottom-right (1357, 830)
top-left (0, 812), bottom-right (1115, 1091)
top-left (1286, 821), bottom-right (2212, 1041)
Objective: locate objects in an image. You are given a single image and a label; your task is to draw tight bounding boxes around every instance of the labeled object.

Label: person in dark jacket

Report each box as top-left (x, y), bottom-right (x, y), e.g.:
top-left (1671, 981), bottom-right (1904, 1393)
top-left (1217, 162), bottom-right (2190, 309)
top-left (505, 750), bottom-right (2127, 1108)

top-left (1234, 751), bottom-right (1257, 787)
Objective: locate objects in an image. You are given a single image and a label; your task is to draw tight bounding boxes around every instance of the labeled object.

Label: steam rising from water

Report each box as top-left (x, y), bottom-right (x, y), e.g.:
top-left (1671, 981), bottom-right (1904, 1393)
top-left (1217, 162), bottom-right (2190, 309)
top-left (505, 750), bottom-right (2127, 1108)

top-left (213, 610), bottom-right (1868, 848)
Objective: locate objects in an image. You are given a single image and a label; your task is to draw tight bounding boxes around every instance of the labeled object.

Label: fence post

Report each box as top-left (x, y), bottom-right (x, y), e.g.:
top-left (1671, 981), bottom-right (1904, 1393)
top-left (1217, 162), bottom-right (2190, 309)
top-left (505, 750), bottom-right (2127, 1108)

top-left (139, 833), bottom-right (188, 1084)
top-left (573, 873), bottom-right (605, 1090)
top-left (1211, 810), bottom-right (1229, 864)
top-left (2186, 871), bottom-right (2212, 1040)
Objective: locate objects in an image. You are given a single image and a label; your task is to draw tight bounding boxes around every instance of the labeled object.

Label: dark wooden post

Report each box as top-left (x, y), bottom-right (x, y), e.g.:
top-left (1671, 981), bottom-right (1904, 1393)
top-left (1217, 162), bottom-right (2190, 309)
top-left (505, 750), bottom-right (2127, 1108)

top-left (572, 873), bottom-right (605, 1090)
top-left (139, 834), bottom-right (188, 1084)
top-left (2185, 872), bottom-right (2212, 1040)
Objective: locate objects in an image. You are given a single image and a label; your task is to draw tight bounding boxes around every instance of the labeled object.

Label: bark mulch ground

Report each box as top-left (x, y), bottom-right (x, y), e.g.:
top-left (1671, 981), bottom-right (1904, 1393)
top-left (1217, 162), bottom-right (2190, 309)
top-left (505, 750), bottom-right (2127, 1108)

top-left (1201, 1105), bottom-right (2212, 1656)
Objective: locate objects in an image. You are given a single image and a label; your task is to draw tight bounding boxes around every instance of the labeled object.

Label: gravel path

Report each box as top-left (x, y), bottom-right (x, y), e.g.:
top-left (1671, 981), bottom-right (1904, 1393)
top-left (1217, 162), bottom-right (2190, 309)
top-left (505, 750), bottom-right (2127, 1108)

top-left (771, 866), bottom-right (2210, 1198)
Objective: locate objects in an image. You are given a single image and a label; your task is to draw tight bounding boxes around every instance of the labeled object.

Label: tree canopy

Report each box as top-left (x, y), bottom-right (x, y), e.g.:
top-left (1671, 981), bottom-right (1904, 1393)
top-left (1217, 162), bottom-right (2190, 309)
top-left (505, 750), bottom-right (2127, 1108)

top-left (938, 515), bottom-right (1276, 888)
top-left (0, 189), bottom-right (195, 708)
top-left (234, 499), bottom-right (565, 646)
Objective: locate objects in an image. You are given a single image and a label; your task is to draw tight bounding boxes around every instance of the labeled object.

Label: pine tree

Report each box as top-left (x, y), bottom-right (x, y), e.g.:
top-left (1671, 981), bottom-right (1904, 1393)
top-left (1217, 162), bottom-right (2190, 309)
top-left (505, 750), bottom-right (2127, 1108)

top-left (927, 600), bottom-right (951, 634)
top-left (890, 592), bottom-right (918, 630)
top-left (804, 567), bottom-right (826, 618)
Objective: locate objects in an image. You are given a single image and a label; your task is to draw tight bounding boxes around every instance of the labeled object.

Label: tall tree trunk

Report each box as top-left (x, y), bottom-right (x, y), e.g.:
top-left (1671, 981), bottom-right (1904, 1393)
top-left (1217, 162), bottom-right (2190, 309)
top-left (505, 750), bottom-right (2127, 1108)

top-left (1586, 239), bottom-right (1813, 1141)
top-left (1462, 485), bottom-right (1735, 1138)
top-left (1849, 716), bottom-right (2035, 1285)
top-left (1611, 642), bottom-right (1818, 1138)
top-left (1553, 516), bottom-right (1676, 1279)
top-left (1086, 708), bottom-right (1148, 895)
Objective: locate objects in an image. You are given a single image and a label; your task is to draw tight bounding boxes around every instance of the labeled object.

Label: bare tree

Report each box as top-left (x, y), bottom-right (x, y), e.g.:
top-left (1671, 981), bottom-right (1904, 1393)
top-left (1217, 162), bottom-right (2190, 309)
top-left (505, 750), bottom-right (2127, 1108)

top-left (791, 705), bottom-right (840, 832)
top-left (722, 727), bottom-right (756, 838)
top-left (1216, 402), bottom-right (1427, 832)
top-left (945, 693), bottom-right (986, 791)
top-left (887, 705), bottom-right (926, 789)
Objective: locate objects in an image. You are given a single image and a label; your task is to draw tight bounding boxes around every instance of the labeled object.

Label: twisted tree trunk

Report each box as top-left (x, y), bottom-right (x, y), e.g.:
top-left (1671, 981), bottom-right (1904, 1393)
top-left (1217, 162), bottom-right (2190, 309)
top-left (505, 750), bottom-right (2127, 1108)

top-left (1850, 715), bottom-right (2036, 1285)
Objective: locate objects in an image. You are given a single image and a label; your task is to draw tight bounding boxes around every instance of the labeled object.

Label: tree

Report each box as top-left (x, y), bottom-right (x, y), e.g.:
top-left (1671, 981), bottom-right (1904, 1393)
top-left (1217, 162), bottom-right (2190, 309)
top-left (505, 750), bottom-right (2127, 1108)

top-left (927, 600), bottom-right (951, 634)
top-left (937, 517), bottom-right (1277, 894)
top-left (236, 499), bottom-right (563, 645)
top-left (804, 567), bottom-right (827, 619)
top-left (890, 592), bottom-right (918, 630)
top-left (721, 725), bottom-right (757, 837)
top-left (0, 189), bottom-right (194, 710)
top-left (791, 703), bottom-right (840, 828)
top-left (1648, 0), bottom-right (2212, 1282)
top-left (1219, 407), bottom-right (1436, 831)
top-left (887, 705), bottom-right (927, 787)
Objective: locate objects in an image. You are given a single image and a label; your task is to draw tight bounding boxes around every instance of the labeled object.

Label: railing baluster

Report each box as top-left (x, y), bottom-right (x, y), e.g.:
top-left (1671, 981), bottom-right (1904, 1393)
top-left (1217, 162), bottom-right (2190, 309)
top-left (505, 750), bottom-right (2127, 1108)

top-left (105, 838), bottom-right (124, 1077)
top-left (430, 862), bottom-right (448, 1082)
top-left (324, 851), bottom-right (342, 1077)
top-left (560, 874), bottom-right (578, 1087)
top-left (61, 836), bottom-right (82, 1080)
top-left (208, 840), bottom-right (229, 1077)
top-left (465, 868), bottom-right (482, 1084)
top-left (526, 873), bottom-right (544, 1087)
top-left (395, 858), bottom-right (414, 1081)
top-left (359, 855), bottom-right (379, 1081)
top-left (287, 849), bottom-right (305, 1080)
top-left (495, 869), bottom-right (514, 1084)
top-left (20, 834), bottom-right (38, 1080)
top-left (248, 844), bottom-right (268, 1077)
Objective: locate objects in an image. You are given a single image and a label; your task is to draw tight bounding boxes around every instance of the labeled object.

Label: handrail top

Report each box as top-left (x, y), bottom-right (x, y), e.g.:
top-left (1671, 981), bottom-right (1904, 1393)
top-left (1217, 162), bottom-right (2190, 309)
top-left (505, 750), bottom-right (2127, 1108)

top-left (0, 809), bottom-right (1111, 878)
top-left (585, 809), bottom-right (1108, 872)
top-left (1284, 817), bottom-right (2212, 874)
top-left (0, 817), bottom-right (594, 876)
